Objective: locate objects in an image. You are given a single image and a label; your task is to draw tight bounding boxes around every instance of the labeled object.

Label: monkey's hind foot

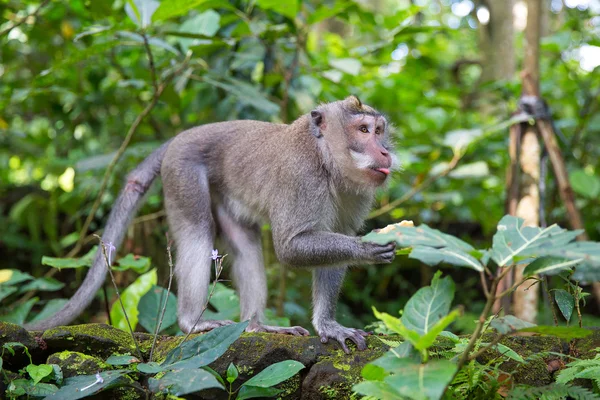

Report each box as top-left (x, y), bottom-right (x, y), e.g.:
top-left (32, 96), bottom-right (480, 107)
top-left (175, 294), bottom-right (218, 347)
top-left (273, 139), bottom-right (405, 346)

top-left (247, 323), bottom-right (310, 337)
top-left (318, 322), bottom-right (371, 354)
top-left (181, 319), bottom-right (235, 333)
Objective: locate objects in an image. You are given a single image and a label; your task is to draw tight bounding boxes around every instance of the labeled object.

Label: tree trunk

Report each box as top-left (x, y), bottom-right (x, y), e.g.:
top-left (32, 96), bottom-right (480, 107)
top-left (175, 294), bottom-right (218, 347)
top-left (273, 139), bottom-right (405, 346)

top-left (479, 0), bottom-right (516, 82)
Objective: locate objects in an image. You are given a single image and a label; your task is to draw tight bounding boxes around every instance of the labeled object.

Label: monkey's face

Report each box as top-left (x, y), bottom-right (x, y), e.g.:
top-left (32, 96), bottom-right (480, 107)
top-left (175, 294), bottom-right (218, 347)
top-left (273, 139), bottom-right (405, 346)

top-left (346, 113), bottom-right (395, 187)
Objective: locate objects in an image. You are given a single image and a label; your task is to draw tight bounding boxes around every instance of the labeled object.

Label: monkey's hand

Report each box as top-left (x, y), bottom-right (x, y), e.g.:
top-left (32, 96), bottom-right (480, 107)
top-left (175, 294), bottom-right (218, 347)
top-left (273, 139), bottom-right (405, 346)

top-left (360, 240), bottom-right (396, 264)
top-left (317, 321), bottom-right (370, 354)
top-left (247, 322), bottom-right (310, 336)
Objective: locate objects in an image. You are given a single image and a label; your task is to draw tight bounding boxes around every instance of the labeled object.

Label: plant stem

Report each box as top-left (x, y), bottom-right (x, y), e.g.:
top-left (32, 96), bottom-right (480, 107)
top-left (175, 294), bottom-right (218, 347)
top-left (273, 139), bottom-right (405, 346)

top-left (149, 238), bottom-right (175, 362)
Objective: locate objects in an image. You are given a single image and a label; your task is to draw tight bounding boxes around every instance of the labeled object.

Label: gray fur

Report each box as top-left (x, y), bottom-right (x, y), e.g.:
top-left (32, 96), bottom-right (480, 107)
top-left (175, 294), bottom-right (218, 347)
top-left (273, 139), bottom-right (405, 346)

top-left (27, 97), bottom-right (396, 352)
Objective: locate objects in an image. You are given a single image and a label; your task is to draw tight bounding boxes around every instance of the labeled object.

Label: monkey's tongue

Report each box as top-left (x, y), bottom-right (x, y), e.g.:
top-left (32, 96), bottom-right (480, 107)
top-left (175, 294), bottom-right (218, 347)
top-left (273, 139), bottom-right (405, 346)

top-left (375, 168), bottom-right (390, 175)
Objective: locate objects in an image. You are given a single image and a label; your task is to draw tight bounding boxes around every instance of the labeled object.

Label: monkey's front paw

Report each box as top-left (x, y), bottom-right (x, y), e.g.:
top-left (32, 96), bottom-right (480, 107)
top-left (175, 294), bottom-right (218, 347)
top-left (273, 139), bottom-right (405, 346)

top-left (247, 323), bottom-right (310, 336)
top-left (318, 322), bottom-right (371, 354)
top-left (362, 241), bottom-right (396, 264)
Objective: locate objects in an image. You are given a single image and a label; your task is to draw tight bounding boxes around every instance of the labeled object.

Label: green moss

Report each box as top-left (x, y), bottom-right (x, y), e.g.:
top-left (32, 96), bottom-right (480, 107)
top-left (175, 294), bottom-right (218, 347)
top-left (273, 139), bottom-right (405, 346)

top-left (47, 351), bottom-right (111, 377)
top-left (319, 385), bottom-right (340, 399)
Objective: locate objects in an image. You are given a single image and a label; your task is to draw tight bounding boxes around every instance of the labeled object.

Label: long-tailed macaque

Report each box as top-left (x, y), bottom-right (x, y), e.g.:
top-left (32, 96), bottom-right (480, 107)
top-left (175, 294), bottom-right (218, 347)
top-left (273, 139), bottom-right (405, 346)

top-left (26, 96), bottom-right (398, 353)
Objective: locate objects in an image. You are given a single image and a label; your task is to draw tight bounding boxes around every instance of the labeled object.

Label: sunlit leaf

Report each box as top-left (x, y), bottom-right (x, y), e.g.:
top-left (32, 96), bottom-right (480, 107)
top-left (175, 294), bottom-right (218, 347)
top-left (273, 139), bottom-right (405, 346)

top-left (242, 360), bottom-right (304, 388)
top-left (110, 269), bottom-right (157, 331)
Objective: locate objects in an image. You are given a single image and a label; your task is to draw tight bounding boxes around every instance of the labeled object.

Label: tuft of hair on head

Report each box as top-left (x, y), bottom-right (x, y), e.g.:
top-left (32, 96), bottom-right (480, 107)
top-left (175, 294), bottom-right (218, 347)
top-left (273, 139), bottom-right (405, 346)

top-left (344, 95), bottom-right (363, 111)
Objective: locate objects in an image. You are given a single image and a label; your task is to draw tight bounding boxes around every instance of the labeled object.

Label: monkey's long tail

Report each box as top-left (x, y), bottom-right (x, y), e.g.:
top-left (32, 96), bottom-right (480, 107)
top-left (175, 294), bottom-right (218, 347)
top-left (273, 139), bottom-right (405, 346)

top-left (25, 140), bottom-right (173, 331)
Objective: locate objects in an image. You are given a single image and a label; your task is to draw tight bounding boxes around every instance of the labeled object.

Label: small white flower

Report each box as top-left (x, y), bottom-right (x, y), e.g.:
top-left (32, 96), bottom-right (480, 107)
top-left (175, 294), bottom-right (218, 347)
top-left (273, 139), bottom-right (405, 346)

top-left (211, 249), bottom-right (219, 260)
top-left (106, 242), bottom-right (117, 265)
top-left (81, 372), bottom-right (104, 391)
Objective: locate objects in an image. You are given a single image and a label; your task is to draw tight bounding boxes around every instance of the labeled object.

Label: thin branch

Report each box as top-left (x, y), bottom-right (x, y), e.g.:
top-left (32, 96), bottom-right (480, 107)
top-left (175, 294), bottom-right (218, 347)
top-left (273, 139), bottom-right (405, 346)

top-left (142, 33), bottom-right (158, 94)
top-left (149, 237), bottom-right (175, 362)
top-left (0, 0), bottom-right (50, 37)
top-left (95, 235), bottom-right (143, 359)
top-left (480, 271), bottom-right (490, 298)
top-left (467, 334), bottom-right (505, 361)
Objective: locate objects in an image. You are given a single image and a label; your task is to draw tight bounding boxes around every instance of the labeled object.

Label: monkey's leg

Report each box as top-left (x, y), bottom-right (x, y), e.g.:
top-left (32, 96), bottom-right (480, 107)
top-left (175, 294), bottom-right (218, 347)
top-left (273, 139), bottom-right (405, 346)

top-left (163, 166), bottom-right (234, 333)
top-left (312, 267), bottom-right (370, 354)
top-left (216, 207), bottom-right (309, 336)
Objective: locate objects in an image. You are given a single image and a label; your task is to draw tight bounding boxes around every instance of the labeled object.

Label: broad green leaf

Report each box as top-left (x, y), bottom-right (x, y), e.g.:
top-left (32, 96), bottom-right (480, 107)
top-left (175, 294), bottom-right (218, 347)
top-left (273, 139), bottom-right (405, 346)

top-left (0, 285), bottom-right (18, 302)
top-left (27, 299), bottom-right (68, 324)
top-left (46, 370), bottom-right (132, 399)
top-left (26, 364), bottom-right (53, 385)
top-left (162, 321), bottom-right (249, 367)
top-left (110, 269), bottom-right (157, 331)
top-left (42, 247), bottom-right (96, 270)
top-left (401, 271), bottom-right (455, 335)
top-left (256, 0), bottom-right (298, 19)
top-left (570, 169), bottom-right (600, 199)
top-left (203, 283), bottom-right (240, 321)
top-left (329, 58), bottom-right (362, 76)
top-left (203, 74), bottom-right (280, 115)
top-left (0, 269), bottom-right (33, 285)
top-left (363, 224), bottom-right (474, 252)
top-left (0, 297), bottom-right (38, 325)
top-left (409, 246), bottom-right (483, 271)
top-left (116, 31), bottom-right (180, 55)
top-left (523, 256), bottom-right (582, 276)
top-left (554, 289), bottom-right (575, 322)
top-left (490, 343), bottom-right (524, 363)
top-left (137, 362), bottom-right (163, 374)
top-left (242, 360), bottom-right (304, 388)
top-left (112, 254), bottom-right (151, 274)
top-left (352, 381), bottom-right (403, 400)
top-left (20, 277), bottom-right (64, 292)
top-left (361, 364), bottom-right (387, 381)
top-left (50, 364), bottom-right (63, 385)
top-left (226, 362), bottom-right (238, 383)
top-left (106, 355), bottom-right (141, 366)
top-left (490, 215), bottom-right (582, 267)
top-left (137, 285), bottom-right (178, 333)
top-left (448, 161), bottom-right (489, 179)
top-left (384, 359), bottom-right (457, 400)
top-left (443, 128), bottom-right (484, 151)
top-left (373, 308), bottom-right (421, 346)
top-left (7, 380), bottom-right (58, 397)
top-left (490, 315), bottom-right (535, 334)
top-left (308, 1), bottom-right (351, 24)
top-left (153, 0), bottom-right (212, 21)
top-left (414, 309), bottom-right (461, 351)
top-left (518, 325), bottom-right (592, 340)
top-left (148, 368), bottom-right (224, 395)
top-left (180, 10), bottom-right (221, 37)
top-left (237, 386), bottom-right (282, 399)
top-left (537, 242), bottom-right (600, 271)
top-left (125, 0), bottom-right (159, 28)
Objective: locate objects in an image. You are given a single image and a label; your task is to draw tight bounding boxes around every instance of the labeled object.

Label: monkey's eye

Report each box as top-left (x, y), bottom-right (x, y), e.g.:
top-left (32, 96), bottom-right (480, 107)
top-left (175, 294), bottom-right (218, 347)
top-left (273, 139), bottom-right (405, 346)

top-left (375, 127), bottom-right (382, 135)
top-left (359, 125), bottom-right (369, 133)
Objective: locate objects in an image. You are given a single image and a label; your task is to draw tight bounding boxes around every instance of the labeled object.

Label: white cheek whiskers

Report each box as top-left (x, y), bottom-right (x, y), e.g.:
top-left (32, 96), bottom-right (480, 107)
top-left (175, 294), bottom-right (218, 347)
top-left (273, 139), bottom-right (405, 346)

top-left (350, 150), bottom-right (374, 170)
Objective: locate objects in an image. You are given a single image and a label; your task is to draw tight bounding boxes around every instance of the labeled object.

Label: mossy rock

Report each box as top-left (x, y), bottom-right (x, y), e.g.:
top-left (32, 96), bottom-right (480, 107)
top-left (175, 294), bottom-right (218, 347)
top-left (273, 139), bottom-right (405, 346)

top-left (47, 351), bottom-right (112, 378)
top-left (0, 321), bottom-right (40, 369)
top-left (41, 324), bottom-right (137, 358)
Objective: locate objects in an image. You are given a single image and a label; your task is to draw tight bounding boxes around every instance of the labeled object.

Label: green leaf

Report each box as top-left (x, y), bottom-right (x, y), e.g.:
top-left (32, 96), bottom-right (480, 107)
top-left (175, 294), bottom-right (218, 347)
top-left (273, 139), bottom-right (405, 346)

top-left (443, 128), bottom-right (484, 151)
top-left (409, 246), bottom-right (483, 271)
top-left (373, 308), bottom-right (421, 346)
top-left (554, 289), bottom-right (575, 322)
top-left (448, 161), bottom-right (489, 179)
top-left (384, 359), bottom-right (457, 400)
top-left (0, 286), bottom-right (18, 302)
top-left (226, 362), bottom-right (238, 383)
top-left (490, 343), bottom-right (525, 363)
top-left (256, 0), bottom-right (298, 19)
top-left (42, 247), bottom-right (96, 270)
top-left (112, 254), bottom-right (151, 273)
top-left (20, 277), bottom-right (64, 292)
top-left (148, 368), bottom-right (225, 395)
top-left (0, 269), bottom-right (33, 285)
top-left (414, 309), bottom-right (461, 351)
top-left (329, 58), bottom-right (362, 76)
top-left (137, 362), bottom-right (163, 374)
top-left (570, 169), bottom-right (600, 199)
top-left (242, 360), bottom-right (304, 388)
top-left (110, 269), bottom-right (157, 332)
top-left (401, 271), bottom-right (455, 335)
top-left (162, 321), bottom-right (249, 368)
top-left (490, 315), bottom-right (536, 335)
top-left (27, 299), bottom-right (68, 324)
top-left (490, 215), bottom-right (582, 267)
top-left (125, 0), bottom-right (159, 28)
top-left (237, 386), bottom-right (283, 399)
top-left (204, 283), bottom-right (240, 321)
top-left (363, 224), bottom-right (474, 252)
top-left (518, 325), bottom-right (592, 340)
top-left (137, 285), bottom-right (178, 334)
top-left (153, 0), bottom-right (212, 21)
top-left (106, 355), bottom-right (141, 366)
top-left (0, 297), bottom-right (38, 325)
top-left (523, 256), bottom-right (582, 276)
top-left (180, 10), bottom-right (221, 37)
top-left (45, 370), bottom-right (132, 399)
top-left (202, 74), bottom-right (280, 115)
top-left (26, 364), bottom-right (53, 385)
top-left (352, 381), bottom-right (403, 399)
top-left (361, 364), bottom-right (387, 381)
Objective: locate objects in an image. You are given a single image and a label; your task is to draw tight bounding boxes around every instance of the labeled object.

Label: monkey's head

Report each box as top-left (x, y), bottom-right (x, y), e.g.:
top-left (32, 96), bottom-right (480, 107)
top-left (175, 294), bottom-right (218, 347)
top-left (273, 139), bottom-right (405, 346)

top-left (310, 96), bottom-right (397, 188)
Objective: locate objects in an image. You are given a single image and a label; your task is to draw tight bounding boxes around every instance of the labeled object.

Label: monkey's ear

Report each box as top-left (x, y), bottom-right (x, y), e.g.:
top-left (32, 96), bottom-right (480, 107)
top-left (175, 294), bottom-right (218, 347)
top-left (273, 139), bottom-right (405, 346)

top-left (345, 95), bottom-right (362, 108)
top-left (310, 110), bottom-right (324, 138)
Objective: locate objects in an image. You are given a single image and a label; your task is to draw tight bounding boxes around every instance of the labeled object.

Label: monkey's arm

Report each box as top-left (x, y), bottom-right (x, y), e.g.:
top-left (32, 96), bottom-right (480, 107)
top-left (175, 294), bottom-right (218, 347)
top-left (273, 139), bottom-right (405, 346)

top-left (274, 230), bottom-right (395, 267)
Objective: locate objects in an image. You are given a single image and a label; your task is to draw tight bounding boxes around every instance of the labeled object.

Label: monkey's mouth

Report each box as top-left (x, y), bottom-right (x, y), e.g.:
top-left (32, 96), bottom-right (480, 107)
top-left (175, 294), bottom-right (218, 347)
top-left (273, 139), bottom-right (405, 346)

top-left (367, 167), bottom-right (391, 181)
top-left (370, 167), bottom-right (390, 176)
